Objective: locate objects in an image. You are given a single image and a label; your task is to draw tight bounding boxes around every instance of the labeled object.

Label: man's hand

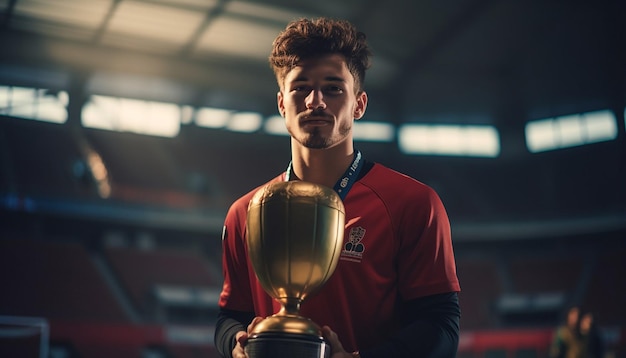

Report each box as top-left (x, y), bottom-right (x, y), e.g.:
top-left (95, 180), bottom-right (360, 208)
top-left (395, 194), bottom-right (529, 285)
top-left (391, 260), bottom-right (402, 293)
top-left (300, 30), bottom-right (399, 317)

top-left (322, 326), bottom-right (359, 358)
top-left (231, 317), bottom-right (264, 358)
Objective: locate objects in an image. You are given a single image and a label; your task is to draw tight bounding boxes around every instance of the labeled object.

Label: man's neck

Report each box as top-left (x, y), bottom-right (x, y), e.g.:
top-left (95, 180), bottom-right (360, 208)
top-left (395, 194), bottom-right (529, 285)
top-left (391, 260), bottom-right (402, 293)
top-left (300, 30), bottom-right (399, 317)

top-left (290, 144), bottom-right (354, 189)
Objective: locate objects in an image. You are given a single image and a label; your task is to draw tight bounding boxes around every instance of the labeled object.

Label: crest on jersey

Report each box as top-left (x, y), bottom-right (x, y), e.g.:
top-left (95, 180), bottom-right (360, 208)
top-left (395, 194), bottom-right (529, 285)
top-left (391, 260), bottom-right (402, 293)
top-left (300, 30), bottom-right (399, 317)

top-left (341, 226), bottom-right (366, 262)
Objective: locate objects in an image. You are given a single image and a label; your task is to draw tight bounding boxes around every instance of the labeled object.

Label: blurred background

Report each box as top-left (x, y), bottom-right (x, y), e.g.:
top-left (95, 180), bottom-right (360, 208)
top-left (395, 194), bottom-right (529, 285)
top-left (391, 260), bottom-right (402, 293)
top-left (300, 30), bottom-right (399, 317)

top-left (0, 0), bottom-right (624, 357)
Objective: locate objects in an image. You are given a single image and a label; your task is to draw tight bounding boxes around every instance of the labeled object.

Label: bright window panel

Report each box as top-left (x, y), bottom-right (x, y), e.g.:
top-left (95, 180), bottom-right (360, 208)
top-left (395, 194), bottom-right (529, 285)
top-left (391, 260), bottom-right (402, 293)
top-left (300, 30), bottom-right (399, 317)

top-left (0, 85), bottom-right (68, 123)
top-left (181, 105), bottom-right (194, 124)
top-left (398, 124), bottom-right (500, 157)
top-left (264, 115), bottom-right (289, 135)
top-left (466, 126), bottom-right (500, 157)
top-left (583, 110), bottom-right (617, 142)
top-left (4, 87), bottom-right (37, 118)
top-left (557, 114), bottom-right (584, 148)
top-left (353, 121), bottom-right (395, 142)
top-left (525, 118), bottom-right (556, 153)
top-left (82, 95), bottom-right (180, 137)
top-left (525, 109), bottom-right (617, 153)
top-left (226, 112), bottom-right (262, 133)
top-left (195, 107), bottom-right (232, 128)
top-left (37, 91), bottom-right (69, 123)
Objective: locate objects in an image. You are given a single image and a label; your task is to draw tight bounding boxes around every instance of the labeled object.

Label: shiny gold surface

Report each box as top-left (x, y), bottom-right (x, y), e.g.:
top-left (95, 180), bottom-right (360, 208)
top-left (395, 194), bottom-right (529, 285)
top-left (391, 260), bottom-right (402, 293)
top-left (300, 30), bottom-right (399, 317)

top-left (246, 180), bottom-right (345, 337)
top-left (251, 313), bottom-right (323, 337)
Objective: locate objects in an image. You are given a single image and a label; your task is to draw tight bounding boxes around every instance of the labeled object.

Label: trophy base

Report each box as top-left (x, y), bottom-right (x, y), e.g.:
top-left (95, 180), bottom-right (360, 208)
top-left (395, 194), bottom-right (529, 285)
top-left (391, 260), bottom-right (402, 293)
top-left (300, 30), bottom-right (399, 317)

top-left (244, 332), bottom-right (331, 358)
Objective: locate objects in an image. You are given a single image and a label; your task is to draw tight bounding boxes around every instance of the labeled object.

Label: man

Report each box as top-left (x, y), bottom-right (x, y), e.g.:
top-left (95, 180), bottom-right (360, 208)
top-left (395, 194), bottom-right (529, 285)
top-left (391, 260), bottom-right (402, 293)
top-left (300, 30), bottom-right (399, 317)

top-left (215, 17), bottom-right (461, 358)
top-left (551, 306), bottom-right (583, 358)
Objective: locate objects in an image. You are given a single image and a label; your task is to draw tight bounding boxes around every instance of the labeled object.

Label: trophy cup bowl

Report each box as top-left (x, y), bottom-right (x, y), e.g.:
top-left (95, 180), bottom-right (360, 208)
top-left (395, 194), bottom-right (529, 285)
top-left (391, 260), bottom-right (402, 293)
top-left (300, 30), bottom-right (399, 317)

top-left (244, 180), bottom-right (345, 358)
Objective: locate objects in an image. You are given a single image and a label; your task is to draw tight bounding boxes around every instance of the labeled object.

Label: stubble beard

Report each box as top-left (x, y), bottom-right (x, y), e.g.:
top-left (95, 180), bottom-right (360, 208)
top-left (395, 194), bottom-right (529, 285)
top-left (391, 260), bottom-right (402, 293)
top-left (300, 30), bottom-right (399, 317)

top-left (292, 121), bottom-right (352, 149)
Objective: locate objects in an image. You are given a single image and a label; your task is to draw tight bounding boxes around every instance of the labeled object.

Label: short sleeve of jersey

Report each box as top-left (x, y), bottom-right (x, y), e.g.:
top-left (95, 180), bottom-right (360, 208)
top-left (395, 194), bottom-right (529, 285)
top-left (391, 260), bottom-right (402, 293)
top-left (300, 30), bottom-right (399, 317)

top-left (218, 176), bottom-right (285, 313)
top-left (218, 195), bottom-right (254, 312)
top-left (360, 164), bottom-right (460, 301)
top-left (396, 181), bottom-right (460, 299)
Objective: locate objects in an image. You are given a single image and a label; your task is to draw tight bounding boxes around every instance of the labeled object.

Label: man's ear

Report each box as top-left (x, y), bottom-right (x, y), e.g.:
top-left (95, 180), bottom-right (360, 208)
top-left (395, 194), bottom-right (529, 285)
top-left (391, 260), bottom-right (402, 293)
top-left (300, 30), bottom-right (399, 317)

top-left (354, 91), bottom-right (368, 120)
top-left (277, 91), bottom-right (285, 117)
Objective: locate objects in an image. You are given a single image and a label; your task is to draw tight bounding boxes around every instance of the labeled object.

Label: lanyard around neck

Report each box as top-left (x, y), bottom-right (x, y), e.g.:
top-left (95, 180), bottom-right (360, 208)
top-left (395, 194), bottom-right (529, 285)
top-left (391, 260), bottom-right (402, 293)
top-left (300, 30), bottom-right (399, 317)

top-left (285, 150), bottom-right (364, 201)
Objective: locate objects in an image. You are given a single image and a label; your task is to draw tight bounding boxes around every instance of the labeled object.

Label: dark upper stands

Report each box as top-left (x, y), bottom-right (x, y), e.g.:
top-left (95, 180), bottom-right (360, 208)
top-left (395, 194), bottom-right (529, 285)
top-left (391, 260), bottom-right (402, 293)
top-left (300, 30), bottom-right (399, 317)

top-left (0, 238), bottom-right (128, 322)
top-left (509, 256), bottom-right (585, 294)
top-left (103, 245), bottom-right (220, 321)
top-left (456, 258), bottom-right (503, 330)
top-left (583, 248), bottom-right (626, 327)
top-left (0, 117), bottom-right (97, 200)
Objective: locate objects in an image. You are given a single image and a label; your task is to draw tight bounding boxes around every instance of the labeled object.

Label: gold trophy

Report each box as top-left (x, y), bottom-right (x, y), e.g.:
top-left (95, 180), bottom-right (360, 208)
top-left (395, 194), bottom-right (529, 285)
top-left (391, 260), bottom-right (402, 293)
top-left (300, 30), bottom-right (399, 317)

top-left (245, 180), bottom-right (345, 358)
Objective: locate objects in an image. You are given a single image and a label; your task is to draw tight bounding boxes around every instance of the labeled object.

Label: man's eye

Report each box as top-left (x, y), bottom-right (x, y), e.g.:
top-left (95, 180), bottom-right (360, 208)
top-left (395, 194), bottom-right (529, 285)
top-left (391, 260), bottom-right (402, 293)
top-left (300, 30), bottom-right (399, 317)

top-left (325, 86), bottom-right (343, 94)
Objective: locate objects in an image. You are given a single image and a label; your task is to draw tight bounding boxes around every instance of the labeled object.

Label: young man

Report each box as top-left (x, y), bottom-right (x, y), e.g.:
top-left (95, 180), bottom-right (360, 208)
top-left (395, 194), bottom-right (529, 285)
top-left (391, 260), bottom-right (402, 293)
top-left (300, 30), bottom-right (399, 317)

top-left (215, 18), bottom-right (461, 358)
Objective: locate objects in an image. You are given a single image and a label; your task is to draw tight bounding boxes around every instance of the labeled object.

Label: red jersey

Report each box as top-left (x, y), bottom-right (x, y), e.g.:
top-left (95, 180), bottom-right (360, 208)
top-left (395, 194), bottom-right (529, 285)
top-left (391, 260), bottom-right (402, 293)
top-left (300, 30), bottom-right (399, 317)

top-left (219, 162), bottom-right (460, 352)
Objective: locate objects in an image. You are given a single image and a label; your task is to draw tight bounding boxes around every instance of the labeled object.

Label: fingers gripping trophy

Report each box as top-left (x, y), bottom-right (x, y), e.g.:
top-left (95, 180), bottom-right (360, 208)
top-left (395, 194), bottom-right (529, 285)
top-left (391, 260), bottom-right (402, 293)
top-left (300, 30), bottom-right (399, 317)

top-left (245, 180), bottom-right (346, 358)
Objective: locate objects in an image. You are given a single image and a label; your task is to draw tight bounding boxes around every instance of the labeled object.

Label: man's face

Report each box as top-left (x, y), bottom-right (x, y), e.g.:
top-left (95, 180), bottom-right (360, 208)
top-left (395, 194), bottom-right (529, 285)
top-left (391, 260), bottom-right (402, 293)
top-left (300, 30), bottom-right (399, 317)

top-left (277, 54), bottom-right (367, 149)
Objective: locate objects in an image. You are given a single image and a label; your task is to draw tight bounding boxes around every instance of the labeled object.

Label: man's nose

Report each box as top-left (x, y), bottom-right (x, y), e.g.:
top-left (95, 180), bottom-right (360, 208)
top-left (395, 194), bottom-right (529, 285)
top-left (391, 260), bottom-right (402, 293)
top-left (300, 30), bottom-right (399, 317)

top-left (305, 89), bottom-right (326, 110)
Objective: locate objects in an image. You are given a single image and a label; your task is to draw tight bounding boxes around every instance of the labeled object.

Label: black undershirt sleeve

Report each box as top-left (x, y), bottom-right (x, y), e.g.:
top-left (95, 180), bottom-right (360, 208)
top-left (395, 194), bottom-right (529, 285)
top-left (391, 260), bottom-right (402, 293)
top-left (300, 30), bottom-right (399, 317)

top-left (215, 308), bottom-right (255, 358)
top-left (360, 292), bottom-right (461, 358)
top-left (214, 292), bottom-right (460, 358)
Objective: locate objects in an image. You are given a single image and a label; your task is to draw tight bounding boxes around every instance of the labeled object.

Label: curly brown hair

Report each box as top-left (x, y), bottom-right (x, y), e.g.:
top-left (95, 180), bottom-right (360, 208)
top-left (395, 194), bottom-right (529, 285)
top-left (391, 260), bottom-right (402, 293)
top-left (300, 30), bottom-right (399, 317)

top-left (269, 18), bottom-right (372, 94)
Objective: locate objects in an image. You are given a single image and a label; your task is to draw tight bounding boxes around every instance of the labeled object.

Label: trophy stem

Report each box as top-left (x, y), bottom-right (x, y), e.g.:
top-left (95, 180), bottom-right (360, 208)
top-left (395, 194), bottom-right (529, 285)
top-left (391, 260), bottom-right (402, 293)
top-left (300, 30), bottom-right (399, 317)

top-left (280, 298), bottom-right (302, 316)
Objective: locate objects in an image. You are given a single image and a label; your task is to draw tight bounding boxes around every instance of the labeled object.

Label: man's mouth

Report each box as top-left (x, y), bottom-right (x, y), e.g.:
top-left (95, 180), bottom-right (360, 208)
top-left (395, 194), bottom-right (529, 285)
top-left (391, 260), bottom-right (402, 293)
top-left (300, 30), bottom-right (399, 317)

top-left (301, 111), bottom-right (332, 125)
top-left (301, 118), bottom-right (331, 127)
